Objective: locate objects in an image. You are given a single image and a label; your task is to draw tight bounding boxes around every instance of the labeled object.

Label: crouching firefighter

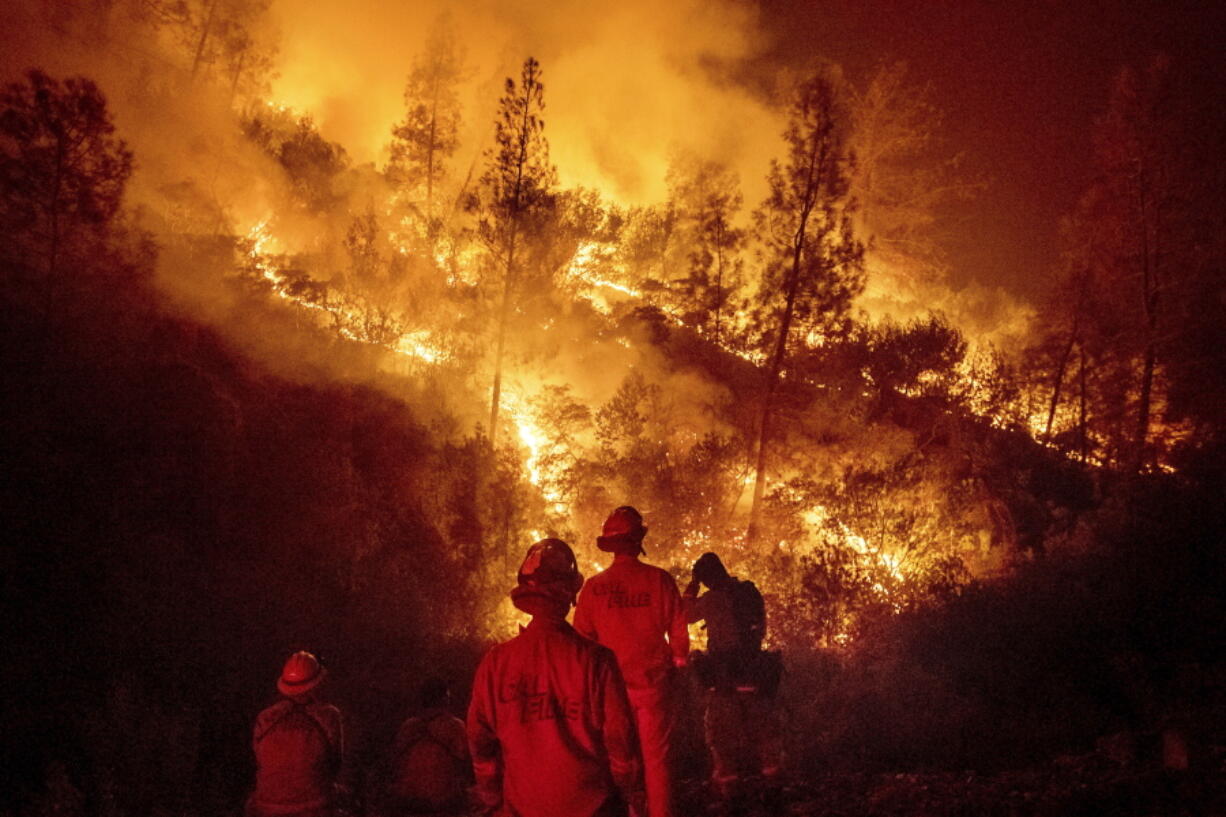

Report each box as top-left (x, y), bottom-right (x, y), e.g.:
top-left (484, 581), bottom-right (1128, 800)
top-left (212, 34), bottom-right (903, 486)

top-left (467, 538), bottom-right (647, 817)
top-left (247, 650), bottom-right (346, 817)
top-left (683, 553), bottom-right (783, 803)
top-left (575, 506), bottom-right (688, 817)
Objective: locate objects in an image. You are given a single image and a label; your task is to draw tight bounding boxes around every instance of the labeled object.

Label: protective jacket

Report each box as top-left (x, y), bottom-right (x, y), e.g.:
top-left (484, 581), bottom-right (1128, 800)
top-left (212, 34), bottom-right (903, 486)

top-left (576, 553), bottom-right (687, 817)
top-left (467, 615), bottom-right (644, 817)
top-left (574, 554), bottom-right (688, 689)
top-left (247, 699), bottom-right (343, 817)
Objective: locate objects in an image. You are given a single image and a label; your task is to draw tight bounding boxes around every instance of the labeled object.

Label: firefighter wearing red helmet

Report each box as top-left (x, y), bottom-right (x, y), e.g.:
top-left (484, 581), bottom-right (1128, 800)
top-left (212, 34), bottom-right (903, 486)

top-left (574, 507), bottom-right (688, 817)
top-left (246, 651), bottom-right (345, 817)
top-left (467, 538), bottom-right (646, 817)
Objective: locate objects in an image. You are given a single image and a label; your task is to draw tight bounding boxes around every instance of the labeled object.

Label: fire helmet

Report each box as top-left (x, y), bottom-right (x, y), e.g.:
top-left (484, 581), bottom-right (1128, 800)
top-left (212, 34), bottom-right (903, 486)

top-left (278, 650), bottom-right (326, 697)
top-left (513, 538), bottom-right (584, 608)
top-left (596, 506), bottom-right (648, 554)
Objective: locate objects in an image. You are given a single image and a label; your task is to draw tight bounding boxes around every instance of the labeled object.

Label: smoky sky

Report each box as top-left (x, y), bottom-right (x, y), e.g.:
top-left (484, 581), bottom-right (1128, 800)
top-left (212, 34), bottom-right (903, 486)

top-left (4, 0), bottom-right (1221, 313)
top-left (754, 0), bottom-right (1226, 298)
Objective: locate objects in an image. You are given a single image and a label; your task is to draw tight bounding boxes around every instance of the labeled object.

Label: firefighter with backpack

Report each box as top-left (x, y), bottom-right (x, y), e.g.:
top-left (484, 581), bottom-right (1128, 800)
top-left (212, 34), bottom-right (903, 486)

top-left (382, 677), bottom-right (471, 815)
top-left (683, 553), bottom-right (783, 804)
top-left (247, 650), bottom-right (346, 817)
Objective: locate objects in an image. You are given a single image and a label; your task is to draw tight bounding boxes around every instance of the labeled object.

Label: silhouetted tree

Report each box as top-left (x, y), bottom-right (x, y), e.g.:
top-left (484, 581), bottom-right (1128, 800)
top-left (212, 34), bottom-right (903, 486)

top-left (849, 61), bottom-right (976, 282)
top-left (387, 15), bottom-right (465, 249)
top-left (747, 69), bottom-right (865, 540)
top-left (243, 110), bottom-right (348, 213)
top-left (1032, 57), bottom-right (1214, 471)
top-left (664, 154), bottom-right (745, 345)
top-left (620, 202), bottom-right (678, 304)
top-left (474, 57), bottom-right (557, 444)
top-left (142, 0), bottom-right (273, 87)
top-left (0, 70), bottom-right (132, 291)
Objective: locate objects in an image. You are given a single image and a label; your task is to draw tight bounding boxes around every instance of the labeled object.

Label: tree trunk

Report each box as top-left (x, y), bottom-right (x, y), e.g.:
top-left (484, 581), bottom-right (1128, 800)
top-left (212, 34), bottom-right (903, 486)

top-left (190, 0), bottom-right (219, 81)
top-left (1077, 341), bottom-right (1089, 462)
top-left (488, 253), bottom-right (515, 442)
top-left (487, 89), bottom-right (533, 445)
top-left (1043, 329), bottom-right (1078, 443)
top-left (426, 73), bottom-right (439, 239)
top-left (747, 211), bottom-right (812, 541)
top-left (713, 221), bottom-right (724, 347)
top-left (747, 130), bottom-right (824, 542)
top-left (228, 47), bottom-right (246, 106)
top-left (1132, 177), bottom-right (1158, 472)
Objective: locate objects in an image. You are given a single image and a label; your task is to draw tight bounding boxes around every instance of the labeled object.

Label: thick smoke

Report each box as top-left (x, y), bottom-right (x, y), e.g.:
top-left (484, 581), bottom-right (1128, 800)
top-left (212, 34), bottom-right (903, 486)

top-left (269, 0), bottom-right (779, 203)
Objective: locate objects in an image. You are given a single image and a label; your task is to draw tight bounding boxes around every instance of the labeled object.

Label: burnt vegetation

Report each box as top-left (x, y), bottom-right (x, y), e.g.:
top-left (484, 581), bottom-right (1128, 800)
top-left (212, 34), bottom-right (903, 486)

top-left (2, 4), bottom-right (1225, 816)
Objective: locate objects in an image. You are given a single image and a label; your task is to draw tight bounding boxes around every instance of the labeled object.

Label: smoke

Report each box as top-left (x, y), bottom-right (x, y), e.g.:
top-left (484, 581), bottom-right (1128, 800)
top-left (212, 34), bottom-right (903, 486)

top-left (1, 0), bottom-right (1035, 397)
top-left (268, 0), bottom-right (780, 204)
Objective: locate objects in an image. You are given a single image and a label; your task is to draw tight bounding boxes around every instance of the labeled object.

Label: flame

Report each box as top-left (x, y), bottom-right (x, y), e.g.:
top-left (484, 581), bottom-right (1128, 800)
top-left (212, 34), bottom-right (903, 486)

top-left (243, 219), bottom-right (450, 365)
top-left (566, 240), bottom-right (641, 314)
top-left (501, 388), bottom-right (571, 516)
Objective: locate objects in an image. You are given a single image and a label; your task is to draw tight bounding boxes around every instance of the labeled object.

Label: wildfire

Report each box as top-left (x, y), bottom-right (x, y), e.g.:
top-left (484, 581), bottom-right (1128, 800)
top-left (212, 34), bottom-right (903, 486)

top-left (501, 388), bottom-right (570, 516)
top-left (566, 240), bottom-right (640, 313)
top-left (243, 219), bottom-right (450, 366)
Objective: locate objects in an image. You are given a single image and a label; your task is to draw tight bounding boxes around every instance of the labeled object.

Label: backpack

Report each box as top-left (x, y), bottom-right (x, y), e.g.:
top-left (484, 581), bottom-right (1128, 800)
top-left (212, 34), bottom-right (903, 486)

top-left (390, 714), bottom-right (465, 808)
top-left (696, 580), bottom-right (782, 696)
top-left (729, 578), bottom-right (766, 652)
top-left (253, 702), bottom-right (339, 805)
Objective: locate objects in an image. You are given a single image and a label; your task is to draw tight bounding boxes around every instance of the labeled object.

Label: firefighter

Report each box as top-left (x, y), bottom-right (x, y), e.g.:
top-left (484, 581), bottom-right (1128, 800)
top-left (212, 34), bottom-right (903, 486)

top-left (574, 506), bottom-right (688, 817)
top-left (468, 538), bottom-right (646, 817)
top-left (247, 650), bottom-right (345, 817)
top-left (683, 552), bottom-right (782, 803)
top-left (383, 677), bottom-right (471, 815)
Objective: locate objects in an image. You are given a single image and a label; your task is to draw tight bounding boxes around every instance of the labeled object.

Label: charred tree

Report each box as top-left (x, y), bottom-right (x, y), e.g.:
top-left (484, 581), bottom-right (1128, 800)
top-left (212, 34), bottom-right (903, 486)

top-left (747, 70), bottom-right (865, 541)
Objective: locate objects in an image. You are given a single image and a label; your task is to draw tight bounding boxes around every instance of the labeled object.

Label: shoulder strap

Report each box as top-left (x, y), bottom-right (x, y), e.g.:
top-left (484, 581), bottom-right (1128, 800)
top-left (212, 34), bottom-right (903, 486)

top-left (256, 701), bottom-right (335, 756)
top-left (405, 713), bottom-right (466, 763)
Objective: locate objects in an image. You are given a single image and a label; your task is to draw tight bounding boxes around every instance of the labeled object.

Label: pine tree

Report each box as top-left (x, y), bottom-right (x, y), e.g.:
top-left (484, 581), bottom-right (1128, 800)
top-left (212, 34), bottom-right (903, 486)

top-left (665, 155), bottom-right (745, 345)
top-left (747, 69), bottom-right (865, 541)
top-left (475, 57), bottom-right (557, 444)
top-left (0, 70), bottom-right (132, 282)
top-left (387, 17), bottom-right (464, 248)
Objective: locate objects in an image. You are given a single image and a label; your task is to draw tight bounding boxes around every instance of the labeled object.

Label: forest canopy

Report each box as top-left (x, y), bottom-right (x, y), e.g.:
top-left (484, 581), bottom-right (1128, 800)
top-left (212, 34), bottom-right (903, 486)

top-left (2, 1), bottom-right (1224, 814)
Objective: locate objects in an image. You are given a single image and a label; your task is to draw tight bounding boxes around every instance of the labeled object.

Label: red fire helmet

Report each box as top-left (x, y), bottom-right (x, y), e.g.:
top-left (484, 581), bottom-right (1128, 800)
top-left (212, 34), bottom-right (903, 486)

top-left (514, 538), bottom-right (584, 607)
top-left (596, 505), bottom-right (647, 554)
top-left (277, 650), bottom-right (326, 697)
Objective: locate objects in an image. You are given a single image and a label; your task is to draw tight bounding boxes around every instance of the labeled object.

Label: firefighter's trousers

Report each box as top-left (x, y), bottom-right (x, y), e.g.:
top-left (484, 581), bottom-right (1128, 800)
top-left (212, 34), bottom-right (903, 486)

top-left (628, 676), bottom-right (678, 817)
top-left (703, 688), bottom-right (782, 795)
